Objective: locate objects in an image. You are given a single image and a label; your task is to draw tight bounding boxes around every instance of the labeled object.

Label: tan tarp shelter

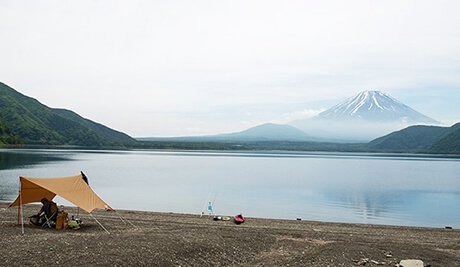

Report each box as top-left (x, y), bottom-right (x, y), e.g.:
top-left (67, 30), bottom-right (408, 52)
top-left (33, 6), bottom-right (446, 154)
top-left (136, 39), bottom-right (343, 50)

top-left (9, 173), bottom-right (114, 233)
top-left (10, 174), bottom-right (112, 213)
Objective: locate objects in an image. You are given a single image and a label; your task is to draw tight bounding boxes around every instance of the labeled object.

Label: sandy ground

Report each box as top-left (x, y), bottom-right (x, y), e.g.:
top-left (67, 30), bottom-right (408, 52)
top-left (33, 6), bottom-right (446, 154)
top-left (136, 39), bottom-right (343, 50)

top-left (0, 202), bottom-right (459, 266)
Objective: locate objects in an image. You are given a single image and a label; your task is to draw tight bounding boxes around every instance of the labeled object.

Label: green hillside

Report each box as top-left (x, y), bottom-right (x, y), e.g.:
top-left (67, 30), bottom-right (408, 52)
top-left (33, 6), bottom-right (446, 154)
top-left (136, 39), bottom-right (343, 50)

top-left (367, 123), bottom-right (460, 153)
top-left (367, 125), bottom-right (447, 152)
top-left (429, 123), bottom-right (460, 154)
top-left (0, 82), bottom-right (136, 147)
top-left (0, 115), bottom-right (21, 145)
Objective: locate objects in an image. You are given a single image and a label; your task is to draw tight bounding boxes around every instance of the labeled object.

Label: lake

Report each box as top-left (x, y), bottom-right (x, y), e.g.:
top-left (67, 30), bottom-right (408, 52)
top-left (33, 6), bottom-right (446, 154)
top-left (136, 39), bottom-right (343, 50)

top-left (1, 149), bottom-right (459, 228)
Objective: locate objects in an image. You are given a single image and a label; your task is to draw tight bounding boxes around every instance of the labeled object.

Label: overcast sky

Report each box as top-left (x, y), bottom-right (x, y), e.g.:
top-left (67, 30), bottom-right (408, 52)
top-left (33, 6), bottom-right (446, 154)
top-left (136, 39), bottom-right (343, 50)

top-left (1, 0), bottom-right (460, 137)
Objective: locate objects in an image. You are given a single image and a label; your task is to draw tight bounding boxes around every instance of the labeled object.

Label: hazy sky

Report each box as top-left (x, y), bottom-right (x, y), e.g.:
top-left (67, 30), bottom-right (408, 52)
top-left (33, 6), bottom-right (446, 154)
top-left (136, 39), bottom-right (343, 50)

top-left (1, 1), bottom-right (460, 137)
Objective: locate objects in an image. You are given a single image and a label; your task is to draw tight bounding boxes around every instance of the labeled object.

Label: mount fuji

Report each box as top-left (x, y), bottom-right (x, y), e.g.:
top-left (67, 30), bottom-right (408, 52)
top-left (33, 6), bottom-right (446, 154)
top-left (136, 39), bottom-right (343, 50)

top-left (290, 90), bottom-right (439, 142)
top-left (315, 91), bottom-right (438, 123)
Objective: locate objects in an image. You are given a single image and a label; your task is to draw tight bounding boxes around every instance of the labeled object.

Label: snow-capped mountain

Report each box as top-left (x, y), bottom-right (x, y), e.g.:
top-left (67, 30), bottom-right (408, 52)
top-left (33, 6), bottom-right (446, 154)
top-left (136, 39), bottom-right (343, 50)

top-left (290, 90), bottom-right (439, 142)
top-left (317, 90), bottom-right (439, 124)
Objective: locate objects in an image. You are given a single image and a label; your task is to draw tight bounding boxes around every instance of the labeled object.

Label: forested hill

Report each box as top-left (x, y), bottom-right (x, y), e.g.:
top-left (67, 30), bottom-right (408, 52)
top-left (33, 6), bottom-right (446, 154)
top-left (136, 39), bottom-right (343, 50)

top-left (0, 115), bottom-right (21, 145)
top-left (367, 123), bottom-right (460, 154)
top-left (429, 122), bottom-right (460, 154)
top-left (0, 82), bottom-right (136, 147)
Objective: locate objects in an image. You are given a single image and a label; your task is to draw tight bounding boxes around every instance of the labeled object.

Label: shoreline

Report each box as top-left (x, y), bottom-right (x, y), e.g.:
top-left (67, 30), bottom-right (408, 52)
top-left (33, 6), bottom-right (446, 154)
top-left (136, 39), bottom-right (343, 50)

top-left (1, 201), bottom-right (454, 230)
top-left (1, 202), bottom-right (459, 266)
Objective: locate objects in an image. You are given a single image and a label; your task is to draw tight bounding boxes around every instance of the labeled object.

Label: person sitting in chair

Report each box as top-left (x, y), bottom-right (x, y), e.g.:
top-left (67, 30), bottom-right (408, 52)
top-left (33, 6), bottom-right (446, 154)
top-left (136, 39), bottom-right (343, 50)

top-left (37, 198), bottom-right (58, 225)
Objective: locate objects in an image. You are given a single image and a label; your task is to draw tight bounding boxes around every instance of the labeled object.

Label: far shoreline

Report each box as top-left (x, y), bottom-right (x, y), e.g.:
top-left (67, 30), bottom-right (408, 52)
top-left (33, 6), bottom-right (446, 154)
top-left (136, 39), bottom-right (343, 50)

top-left (2, 146), bottom-right (460, 159)
top-left (2, 137), bottom-right (460, 156)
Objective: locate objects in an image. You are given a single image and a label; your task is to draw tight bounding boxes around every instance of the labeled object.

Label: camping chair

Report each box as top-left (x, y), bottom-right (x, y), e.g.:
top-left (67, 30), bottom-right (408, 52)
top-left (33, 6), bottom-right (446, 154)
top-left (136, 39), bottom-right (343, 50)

top-left (41, 210), bottom-right (58, 229)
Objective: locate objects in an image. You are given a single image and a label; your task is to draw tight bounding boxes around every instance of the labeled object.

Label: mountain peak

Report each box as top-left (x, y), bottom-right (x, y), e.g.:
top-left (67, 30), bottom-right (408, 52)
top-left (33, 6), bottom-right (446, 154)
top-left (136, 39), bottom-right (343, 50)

top-left (356, 90), bottom-right (390, 100)
top-left (289, 90), bottom-right (439, 141)
top-left (317, 90), bottom-right (438, 124)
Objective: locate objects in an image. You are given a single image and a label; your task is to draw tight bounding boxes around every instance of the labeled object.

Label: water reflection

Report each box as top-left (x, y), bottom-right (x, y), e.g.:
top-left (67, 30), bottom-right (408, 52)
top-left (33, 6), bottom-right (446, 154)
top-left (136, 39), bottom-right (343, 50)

top-left (0, 149), bottom-right (72, 201)
top-left (0, 149), bottom-right (70, 170)
top-left (322, 190), bottom-right (460, 227)
top-left (326, 191), bottom-right (402, 219)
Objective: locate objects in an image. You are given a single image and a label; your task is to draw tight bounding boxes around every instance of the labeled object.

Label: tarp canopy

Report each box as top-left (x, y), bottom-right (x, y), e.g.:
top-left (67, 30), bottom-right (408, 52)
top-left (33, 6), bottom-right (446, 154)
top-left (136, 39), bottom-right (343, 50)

top-left (9, 174), bottom-right (112, 213)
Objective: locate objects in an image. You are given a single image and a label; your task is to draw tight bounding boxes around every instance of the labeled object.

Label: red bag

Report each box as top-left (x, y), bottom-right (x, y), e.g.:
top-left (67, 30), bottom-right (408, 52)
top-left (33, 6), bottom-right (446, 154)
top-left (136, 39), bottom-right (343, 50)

top-left (233, 214), bottom-right (245, 225)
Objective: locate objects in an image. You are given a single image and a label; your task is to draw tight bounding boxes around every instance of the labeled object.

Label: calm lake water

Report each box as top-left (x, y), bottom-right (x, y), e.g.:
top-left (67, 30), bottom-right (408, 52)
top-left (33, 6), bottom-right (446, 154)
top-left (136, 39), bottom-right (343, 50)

top-left (1, 149), bottom-right (459, 228)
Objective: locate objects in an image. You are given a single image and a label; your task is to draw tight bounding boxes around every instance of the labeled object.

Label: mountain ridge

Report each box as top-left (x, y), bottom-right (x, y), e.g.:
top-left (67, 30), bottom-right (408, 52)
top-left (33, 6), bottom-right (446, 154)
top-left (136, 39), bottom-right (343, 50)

top-left (367, 122), bottom-right (460, 153)
top-left (138, 123), bottom-right (314, 142)
top-left (0, 82), bottom-right (136, 147)
top-left (217, 123), bottom-right (313, 141)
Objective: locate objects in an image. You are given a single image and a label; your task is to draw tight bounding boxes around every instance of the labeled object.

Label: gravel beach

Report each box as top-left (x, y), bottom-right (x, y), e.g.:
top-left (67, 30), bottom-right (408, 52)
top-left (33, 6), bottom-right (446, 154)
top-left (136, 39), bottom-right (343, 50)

top-left (1, 202), bottom-right (459, 266)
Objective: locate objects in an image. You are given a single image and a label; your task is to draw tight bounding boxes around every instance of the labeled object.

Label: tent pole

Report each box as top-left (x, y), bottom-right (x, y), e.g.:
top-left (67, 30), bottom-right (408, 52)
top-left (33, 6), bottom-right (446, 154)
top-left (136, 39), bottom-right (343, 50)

top-left (19, 184), bottom-right (24, 235)
top-left (211, 193), bottom-right (218, 216)
top-left (17, 196), bottom-right (20, 225)
top-left (90, 213), bottom-right (110, 234)
top-left (200, 193), bottom-right (211, 217)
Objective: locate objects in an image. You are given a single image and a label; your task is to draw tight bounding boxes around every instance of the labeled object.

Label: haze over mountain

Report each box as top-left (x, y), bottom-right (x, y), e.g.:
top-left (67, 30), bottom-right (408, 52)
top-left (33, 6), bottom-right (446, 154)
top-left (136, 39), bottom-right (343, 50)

top-left (218, 123), bottom-right (312, 141)
top-left (138, 123), bottom-right (313, 142)
top-left (290, 90), bottom-right (439, 142)
top-left (140, 90), bottom-right (441, 144)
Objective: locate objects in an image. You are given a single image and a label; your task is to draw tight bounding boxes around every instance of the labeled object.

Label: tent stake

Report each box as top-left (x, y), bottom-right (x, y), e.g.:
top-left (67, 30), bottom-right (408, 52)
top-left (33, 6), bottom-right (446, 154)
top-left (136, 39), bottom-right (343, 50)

top-left (90, 213), bottom-right (110, 234)
top-left (116, 212), bottom-right (137, 228)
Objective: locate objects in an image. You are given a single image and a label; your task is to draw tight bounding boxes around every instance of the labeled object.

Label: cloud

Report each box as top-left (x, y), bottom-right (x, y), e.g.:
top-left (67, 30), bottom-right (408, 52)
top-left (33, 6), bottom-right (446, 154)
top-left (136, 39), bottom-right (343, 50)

top-left (1, 1), bottom-right (459, 136)
top-left (276, 109), bottom-right (325, 124)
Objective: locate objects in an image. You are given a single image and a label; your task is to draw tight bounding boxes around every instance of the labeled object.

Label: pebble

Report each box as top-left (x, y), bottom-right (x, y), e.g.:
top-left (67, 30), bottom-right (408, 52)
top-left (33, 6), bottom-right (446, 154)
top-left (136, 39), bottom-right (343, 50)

top-left (357, 258), bottom-right (369, 265)
top-left (399, 259), bottom-right (424, 267)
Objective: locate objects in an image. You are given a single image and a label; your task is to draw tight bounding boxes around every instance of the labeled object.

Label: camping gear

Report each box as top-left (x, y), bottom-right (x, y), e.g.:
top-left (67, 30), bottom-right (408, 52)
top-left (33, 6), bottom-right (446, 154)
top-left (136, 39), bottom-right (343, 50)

top-left (56, 210), bottom-right (69, 230)
top-left (213, 215), bottom-right (231, 221)
top-left (40, 199), bottom-right (58, 228)
top-left (67, 215), bottom-right (82, 229)
top-left (200, 193), bottom-right (217, 217)
top-left (42, 210), bottom-right (57, 229)
top-left (68, 219), bottom-right (81, 229)
top-left (9, 173), bottom-right (113, 234)
top-left (233, 214), bottom-right (245, 225)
